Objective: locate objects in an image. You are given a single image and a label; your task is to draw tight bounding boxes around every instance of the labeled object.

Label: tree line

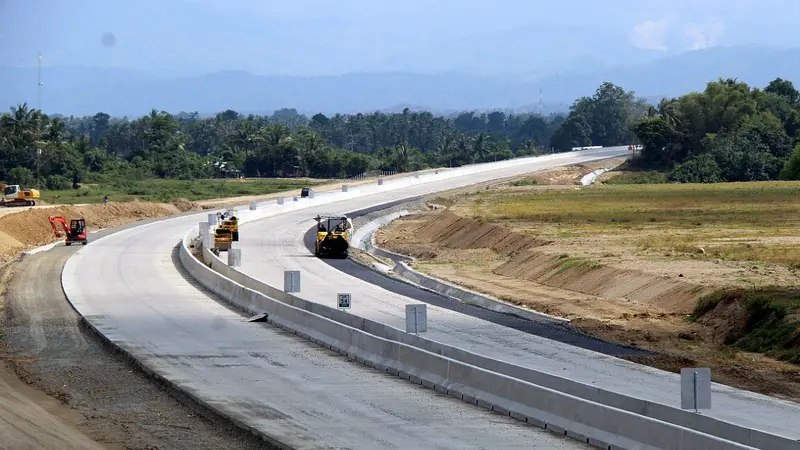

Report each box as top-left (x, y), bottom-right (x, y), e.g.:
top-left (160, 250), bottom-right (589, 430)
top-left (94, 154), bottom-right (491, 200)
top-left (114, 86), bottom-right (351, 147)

top-left (631, 77), bottom-right (800, 182)
top-left (3, 76), bottom-right (800, 190)
top-left (0, 103), bottom-right (568, 189)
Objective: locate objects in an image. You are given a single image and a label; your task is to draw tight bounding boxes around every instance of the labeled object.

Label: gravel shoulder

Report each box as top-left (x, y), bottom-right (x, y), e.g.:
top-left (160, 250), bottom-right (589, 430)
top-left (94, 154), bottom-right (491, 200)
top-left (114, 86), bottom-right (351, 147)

top-left (0, 227), bottom-right (270, 449)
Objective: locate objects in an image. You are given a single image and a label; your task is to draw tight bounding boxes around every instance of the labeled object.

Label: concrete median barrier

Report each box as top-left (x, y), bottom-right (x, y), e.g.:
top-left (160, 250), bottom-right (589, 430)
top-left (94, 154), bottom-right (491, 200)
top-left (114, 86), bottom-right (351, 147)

top-left (393, 259), bottom-right (568, 324)
top-left (197, 210), bottom-right (797, 450)
top-left (181, 228), bottom-right (760, 450)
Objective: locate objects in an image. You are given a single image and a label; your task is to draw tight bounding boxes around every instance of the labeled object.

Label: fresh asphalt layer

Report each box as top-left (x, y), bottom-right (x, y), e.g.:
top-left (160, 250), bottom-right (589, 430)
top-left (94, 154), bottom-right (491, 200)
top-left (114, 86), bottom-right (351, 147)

top-left (301, 202), bottom-right (654, 358)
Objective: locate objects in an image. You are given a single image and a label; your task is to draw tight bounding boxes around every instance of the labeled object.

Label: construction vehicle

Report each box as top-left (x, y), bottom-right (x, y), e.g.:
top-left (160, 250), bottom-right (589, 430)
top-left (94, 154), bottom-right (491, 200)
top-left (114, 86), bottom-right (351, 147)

top-left (313, 215), bottom-right (353, 258)
top-left (218, 211), bottom-right (239, 242)
top-left (211, 227), bottom-right (233, 255)
top-left (210, 210), bottom-right (239, 255)
top-left (0, 184), bottom-right (40, 207)
top-left (48, 216), bottom-right (88, 246)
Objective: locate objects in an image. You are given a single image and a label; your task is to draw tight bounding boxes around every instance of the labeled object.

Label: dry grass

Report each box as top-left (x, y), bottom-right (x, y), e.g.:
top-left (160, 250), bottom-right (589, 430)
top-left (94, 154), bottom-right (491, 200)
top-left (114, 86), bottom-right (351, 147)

top-left (457, 181), bottom-right (800, 267)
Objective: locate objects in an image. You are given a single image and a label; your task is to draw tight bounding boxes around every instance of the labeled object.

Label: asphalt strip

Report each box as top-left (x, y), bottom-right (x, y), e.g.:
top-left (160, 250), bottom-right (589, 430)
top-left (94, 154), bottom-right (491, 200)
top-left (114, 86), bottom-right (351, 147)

top-left (302, 202), bottom-right (654, 358)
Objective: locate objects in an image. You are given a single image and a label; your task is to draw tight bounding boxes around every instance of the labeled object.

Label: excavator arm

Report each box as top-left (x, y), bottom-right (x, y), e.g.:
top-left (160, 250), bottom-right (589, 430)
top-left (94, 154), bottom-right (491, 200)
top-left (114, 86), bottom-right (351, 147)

top-left (49, 216), bottom-right (68, 237)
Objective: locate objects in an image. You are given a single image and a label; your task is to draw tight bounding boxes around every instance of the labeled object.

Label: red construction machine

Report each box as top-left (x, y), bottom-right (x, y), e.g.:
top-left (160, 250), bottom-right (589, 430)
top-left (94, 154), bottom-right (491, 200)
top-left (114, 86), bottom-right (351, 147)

top-left (48, 216), bottom-right (88, 246)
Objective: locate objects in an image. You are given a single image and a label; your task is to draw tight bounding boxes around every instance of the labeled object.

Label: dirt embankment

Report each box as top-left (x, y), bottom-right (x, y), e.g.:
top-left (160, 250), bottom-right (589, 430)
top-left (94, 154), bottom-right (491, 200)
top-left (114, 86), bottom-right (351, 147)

top-left (510, 157), bottom-right (628, 186)
top-left (378, 209), bottom-right (800, 400)
top-left (386, 211), bottom-right (710, 318)
top-left (0, 199), bottom-right (200, 266)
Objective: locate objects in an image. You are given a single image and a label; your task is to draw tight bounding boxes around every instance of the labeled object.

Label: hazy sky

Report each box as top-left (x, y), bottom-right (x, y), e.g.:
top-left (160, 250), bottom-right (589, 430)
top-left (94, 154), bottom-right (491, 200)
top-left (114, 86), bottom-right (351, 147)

top-left (2, 0), bottom-right (799, 77)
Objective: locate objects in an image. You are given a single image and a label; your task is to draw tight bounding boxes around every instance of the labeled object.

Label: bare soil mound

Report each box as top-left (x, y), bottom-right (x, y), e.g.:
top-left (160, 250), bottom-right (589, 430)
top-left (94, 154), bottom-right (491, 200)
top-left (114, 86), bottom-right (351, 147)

top-left (405, 210), bottom-right (710, 314)
top-left (496, 251), bottom-right (710, 313)
top-left (415, 211), bottom-right (551, 256)
top-left (0, 200), bottom-right (201, 265)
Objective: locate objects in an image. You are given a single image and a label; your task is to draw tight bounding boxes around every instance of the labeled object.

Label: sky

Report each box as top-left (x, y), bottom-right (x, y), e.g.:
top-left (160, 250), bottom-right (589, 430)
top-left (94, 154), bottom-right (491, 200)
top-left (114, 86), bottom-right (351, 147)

top-left (2, 0), bottom-right (800, 77)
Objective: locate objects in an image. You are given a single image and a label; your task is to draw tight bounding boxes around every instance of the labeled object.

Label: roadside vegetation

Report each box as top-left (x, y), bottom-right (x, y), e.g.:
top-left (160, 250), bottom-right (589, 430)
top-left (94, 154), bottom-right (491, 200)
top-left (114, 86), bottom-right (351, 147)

top-left (4, 75), bottom-right (800, 200)
top-left (39, 177), bottom-right (323, 204)
top-left (691, 288), bottom-right (800, 364)
top-left (0, 102), bottom-right (569, 196)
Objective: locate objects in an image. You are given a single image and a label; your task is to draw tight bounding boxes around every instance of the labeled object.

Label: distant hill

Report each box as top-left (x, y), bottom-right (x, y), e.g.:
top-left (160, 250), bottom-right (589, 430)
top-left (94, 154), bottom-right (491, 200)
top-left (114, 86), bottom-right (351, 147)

top-left (3, 45), bottom-right (800, 117)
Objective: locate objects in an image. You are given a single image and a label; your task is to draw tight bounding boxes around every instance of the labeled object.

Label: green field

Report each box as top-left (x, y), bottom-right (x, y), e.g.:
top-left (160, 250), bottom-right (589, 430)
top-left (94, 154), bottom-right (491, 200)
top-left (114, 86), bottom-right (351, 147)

top-left (40, 178), bottom-right (327, 204)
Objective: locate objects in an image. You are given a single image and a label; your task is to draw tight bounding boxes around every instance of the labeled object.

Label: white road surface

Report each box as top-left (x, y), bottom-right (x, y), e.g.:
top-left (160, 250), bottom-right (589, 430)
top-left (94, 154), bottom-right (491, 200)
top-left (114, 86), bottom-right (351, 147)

top-left (232, 149), bottom-right (800, 442)
top-left (60, 152), bottom-right (630, 449)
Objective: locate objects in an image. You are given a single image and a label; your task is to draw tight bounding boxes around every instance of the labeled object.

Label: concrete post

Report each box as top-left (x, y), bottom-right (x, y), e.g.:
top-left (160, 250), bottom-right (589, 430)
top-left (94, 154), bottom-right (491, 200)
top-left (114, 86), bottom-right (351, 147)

top-left (284, 270), bottom-right (301, 293)
top-left (249, 201), bottom-right (257, 211)
top-left (277, 196), bottom-right (284, 205)
top-left (405, 304), bottom-right (428, 334)
top-left (227, 248), bottom-right (241, 267)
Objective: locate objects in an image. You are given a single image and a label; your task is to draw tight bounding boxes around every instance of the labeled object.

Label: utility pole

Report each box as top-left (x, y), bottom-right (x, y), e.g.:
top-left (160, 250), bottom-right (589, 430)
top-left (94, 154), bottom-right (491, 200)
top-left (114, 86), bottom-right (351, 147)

top-left (37, 51), bottom-right (43, 110)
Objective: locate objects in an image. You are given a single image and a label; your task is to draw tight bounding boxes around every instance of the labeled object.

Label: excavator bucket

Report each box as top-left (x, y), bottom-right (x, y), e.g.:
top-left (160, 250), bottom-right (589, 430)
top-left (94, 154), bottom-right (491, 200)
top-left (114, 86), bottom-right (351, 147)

top-left (48, 216), bottom-right (66, 238)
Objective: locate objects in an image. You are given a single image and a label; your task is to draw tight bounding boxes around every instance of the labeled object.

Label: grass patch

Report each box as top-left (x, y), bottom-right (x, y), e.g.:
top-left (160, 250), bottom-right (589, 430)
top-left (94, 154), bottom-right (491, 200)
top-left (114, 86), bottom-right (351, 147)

top-left (555, 256), bottom-right (601, 275)
top-left (40, 178), bottom-right (326, 204)
top-left (463, 180), bottom-right (800, 266)
top-left (692, 288), bottom-right (800, 364)
top-left (508, 178), bottom-right (540, 187)
top-left (603, 171), bottom-right (668, 185)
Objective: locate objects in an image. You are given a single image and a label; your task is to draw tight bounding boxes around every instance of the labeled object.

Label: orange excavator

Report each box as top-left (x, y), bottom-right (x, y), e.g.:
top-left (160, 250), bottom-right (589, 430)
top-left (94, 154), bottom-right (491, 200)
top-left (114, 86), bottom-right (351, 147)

top-left (48, 216), bottom-right (88, 246)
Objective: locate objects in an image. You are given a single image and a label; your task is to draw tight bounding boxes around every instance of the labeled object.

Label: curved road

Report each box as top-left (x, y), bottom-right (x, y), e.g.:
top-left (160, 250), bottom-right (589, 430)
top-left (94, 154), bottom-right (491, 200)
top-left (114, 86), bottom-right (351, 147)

top-left (3, 219), bottom-right (273, 449)
top-left (299, 221), bottom-right (651, 356)
top-left (59, 153), bottom-right (625, 449)
top-left (232, 151), bottom-right (800, 442)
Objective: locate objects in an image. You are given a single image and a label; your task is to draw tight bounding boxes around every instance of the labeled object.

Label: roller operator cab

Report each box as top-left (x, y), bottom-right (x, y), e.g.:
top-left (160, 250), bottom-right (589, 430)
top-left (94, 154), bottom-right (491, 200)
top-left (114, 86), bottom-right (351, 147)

top-left (313, 215), bottom-right (352, 258)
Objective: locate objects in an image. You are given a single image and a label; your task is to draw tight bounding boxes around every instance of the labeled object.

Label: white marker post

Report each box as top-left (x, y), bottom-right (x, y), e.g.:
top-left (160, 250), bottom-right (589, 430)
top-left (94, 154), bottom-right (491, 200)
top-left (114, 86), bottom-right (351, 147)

top-left (680, 368), bottom-right (711, 413)
top-left (337, 293), bottom-right (351, 311)
top-left (198, 222), bottom-right (208, 239)
top-left (283, 270), bottom-right (301, 293)
top-left (227, 248), bottom-right (241, 267)
top-left (405, 304), bottom-right (427, 334)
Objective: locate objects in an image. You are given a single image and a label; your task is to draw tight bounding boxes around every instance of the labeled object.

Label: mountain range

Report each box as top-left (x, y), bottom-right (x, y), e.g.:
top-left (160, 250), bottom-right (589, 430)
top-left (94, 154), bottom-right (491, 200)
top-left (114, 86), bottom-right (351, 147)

top-left (3, 45), bottom-right (800, 117)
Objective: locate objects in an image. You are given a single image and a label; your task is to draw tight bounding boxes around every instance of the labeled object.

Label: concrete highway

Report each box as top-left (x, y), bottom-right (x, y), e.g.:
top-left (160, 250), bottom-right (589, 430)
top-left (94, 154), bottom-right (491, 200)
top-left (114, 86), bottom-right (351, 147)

top-left (3, 219), bottom-right (270, 449)
top-left (58, 152), bottom-right (631, 449)
top-left (231, 148), bottom-right (800, 443)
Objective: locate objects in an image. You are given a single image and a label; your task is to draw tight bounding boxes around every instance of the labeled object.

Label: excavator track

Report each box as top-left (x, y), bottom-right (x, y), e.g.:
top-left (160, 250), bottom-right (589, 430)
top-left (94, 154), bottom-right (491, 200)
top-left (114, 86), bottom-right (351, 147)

top-left (1, 201), bottom-right (36, 207)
